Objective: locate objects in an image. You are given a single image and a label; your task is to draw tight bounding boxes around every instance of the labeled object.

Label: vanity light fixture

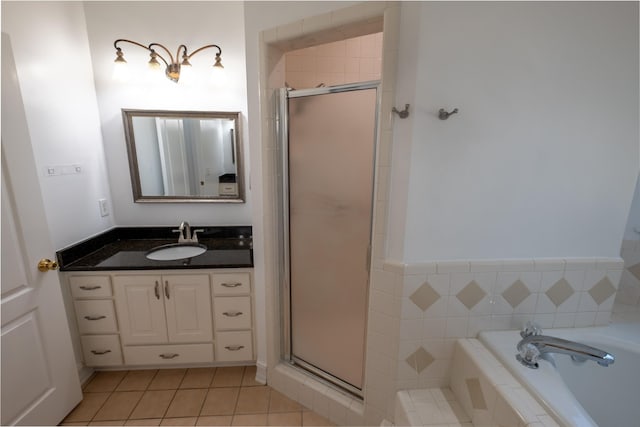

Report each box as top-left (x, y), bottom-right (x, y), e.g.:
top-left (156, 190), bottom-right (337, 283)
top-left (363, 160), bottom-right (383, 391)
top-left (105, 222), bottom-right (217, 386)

top-left (113, 39), bottom-right (223, 83)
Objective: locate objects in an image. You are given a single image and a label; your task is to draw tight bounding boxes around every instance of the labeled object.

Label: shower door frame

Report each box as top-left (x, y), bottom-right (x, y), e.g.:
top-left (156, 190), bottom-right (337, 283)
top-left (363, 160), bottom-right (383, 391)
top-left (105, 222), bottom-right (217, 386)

top-left (277, 81), bottom-right (381, 398)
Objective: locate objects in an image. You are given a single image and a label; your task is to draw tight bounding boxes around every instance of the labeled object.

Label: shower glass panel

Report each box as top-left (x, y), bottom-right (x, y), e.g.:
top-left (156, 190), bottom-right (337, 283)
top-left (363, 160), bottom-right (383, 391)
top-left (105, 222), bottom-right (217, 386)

top-left (284, 83), bottom-right (378, 394)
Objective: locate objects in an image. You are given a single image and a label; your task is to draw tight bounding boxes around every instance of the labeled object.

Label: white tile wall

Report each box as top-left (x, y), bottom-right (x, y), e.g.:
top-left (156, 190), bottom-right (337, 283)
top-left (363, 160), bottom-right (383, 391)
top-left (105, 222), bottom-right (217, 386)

top-left (616, 239), bottom-right (640, 307)
top-left (385, 256), bottom-right (624, 392)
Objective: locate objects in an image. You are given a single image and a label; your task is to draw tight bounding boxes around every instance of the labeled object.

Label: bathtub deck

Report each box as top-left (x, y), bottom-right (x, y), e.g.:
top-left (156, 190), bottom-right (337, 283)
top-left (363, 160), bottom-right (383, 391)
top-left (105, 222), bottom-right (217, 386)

top-left (394, 387), bottom-right (473, 427)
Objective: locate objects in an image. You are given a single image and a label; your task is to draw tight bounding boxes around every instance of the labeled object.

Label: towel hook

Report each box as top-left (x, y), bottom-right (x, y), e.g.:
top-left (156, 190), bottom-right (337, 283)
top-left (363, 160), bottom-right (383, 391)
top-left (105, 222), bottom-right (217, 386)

top-left (438, 108), bottom-right (459, 120)
top-left (392, 104), bottom-right (410, 119)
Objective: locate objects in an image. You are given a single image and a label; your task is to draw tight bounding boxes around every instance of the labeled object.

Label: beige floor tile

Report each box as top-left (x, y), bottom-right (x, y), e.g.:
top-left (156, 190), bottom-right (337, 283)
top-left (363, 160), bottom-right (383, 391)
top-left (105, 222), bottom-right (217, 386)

top-left (148, 369), bottom-right (187, 390)
top-left (117, 370), bottom-right (158, 391)
top-left (241, 366), bottom-right (262, 387)
top-left (180, 368), bottom-right (216, 389)
top-left (195, 415), bottom-right (233, 426)
top-left (164, 389), bottom-right (208, 418)
top-left (89, 421), bottom-right (126, 426)
top-left (84, 371), bottom-right (128, 392)
top-left (129, 390), bottom-right (176, 419)
top-left (302, 411), bottom-right (334, 426)
top-left (231, 413), bottom-right (268, 426)
top-left (268, 411), bottom-right (302, 426)
top-left (269, 390), bottom-right (301, 413)
top-left (93, 391), bottom-right (144, 421)
top-left (235, 386), bottom-right (271, 414)
top-left (62, 392), bottom-right (111, 422)
top-left (124, 419), bottom-right (162, 426)
top-left (160, 417), bottom-right (197, 426)
top-left (200, 388), bottom-right (240, 416)
top-left (211, 366), bottom-right (245, 388)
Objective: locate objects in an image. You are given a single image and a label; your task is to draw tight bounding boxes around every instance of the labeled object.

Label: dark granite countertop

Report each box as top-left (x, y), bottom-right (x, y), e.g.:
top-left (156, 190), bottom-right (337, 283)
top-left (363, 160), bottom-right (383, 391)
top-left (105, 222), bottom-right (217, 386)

top-left (57, 226), bottom-right (253, 271)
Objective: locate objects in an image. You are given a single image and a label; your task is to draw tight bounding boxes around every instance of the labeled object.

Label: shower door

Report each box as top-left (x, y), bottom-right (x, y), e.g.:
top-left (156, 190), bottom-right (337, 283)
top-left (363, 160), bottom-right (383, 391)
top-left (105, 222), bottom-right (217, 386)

top-left (280, 82), bottom-right (378, 395)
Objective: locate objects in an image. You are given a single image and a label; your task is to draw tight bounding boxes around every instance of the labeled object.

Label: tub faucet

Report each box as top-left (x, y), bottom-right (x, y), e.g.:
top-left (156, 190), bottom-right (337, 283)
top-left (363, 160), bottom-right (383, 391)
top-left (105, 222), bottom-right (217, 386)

top-left (516, 322), bottom-right (615, 369)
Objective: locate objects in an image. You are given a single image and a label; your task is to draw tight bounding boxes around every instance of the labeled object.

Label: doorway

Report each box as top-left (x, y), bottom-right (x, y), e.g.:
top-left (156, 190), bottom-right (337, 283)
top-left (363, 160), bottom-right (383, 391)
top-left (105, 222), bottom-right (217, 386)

top-left (278, 81), bottom-right (379, 396)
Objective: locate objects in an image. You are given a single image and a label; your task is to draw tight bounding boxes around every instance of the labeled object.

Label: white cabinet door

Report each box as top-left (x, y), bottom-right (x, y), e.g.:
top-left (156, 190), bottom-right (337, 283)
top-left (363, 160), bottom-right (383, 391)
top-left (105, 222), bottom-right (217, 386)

top-left (164, 275), bottom-right (213, 343)
top-left (113, 275), bottom-right (167, 345)
top-left (1, 34), bottom-right (81, 425)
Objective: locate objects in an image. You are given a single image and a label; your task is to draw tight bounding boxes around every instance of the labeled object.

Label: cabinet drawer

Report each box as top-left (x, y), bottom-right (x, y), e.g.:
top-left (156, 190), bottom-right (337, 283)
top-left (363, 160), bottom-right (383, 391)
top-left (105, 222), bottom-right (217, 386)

top-left (74, 300), bottom-right (118, 334)
top-left (216, 331), bottom-right (253, 361)
top-left (81, 335), bottom-right (122, 366)
top-left (211, 273), bottom-right (251, 295)
top-left (69, 276), bottom-right (112, 298)
top-left (214, 296), bottom-right (252, 330)
top-left (123, 343), bottom-right (214, 365)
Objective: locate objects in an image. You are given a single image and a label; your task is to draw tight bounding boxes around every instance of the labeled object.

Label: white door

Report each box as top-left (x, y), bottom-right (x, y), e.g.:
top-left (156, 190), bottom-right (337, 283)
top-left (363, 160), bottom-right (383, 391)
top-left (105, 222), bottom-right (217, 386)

top-left (113, 275), bottom-right (168, 345)
top-left (164, 275), bottom-right (213, 343)
top-left (1, 33), bottom-right (82, 426)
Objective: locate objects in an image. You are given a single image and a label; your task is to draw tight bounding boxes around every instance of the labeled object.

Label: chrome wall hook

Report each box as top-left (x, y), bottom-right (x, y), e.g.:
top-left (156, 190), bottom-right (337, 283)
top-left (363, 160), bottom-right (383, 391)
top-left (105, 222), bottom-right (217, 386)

top-left (392, 104), bottom-right (410, 119)
top-left (438, 108), bottom-right (458, 120)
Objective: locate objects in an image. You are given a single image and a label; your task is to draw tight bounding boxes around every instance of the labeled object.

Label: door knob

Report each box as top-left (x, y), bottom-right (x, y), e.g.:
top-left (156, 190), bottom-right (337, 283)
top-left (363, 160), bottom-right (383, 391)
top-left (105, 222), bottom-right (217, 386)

top-left (37, 258), bottom-right (58, 272)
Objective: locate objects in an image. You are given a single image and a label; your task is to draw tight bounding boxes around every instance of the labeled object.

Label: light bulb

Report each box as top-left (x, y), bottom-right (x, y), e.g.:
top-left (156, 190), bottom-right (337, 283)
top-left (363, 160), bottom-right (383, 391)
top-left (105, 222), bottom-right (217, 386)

top-left (112, 60), bottom-right (130, 82)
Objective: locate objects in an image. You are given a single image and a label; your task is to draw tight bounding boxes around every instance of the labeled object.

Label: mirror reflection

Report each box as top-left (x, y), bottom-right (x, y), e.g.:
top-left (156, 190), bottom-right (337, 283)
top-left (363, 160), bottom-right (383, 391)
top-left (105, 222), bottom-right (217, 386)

top-left (122, 109), bottom-right (244, 202)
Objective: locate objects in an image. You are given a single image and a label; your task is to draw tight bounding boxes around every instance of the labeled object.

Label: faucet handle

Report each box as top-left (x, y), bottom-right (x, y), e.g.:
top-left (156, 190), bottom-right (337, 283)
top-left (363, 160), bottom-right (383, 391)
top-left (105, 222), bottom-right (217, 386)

top-left (172, 229), bottom-right (186, 242)
top-left (517, 342), bottom-right (541, 368)
top-left (191, 229), bottom-right (205, 243)
top-left (521, 320), bottom-right (543, 338)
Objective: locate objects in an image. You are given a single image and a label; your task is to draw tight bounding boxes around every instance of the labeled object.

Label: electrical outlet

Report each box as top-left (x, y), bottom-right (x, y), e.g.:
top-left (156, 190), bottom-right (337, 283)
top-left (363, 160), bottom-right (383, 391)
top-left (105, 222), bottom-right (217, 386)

top-left (98, 198), bottom-right (109, 217)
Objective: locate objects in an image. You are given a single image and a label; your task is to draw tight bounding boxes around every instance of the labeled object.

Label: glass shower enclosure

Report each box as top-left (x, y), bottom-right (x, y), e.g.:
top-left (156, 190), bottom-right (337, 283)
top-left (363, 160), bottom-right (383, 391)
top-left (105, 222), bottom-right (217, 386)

top-left (278, 82), bottom-right (379, 396)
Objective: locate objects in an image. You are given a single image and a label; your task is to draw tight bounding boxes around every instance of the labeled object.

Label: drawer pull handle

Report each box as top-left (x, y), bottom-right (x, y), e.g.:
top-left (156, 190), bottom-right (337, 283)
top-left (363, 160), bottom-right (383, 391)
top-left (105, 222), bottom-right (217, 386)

top-left (79, 285), bottom-right (101, 290)
top-left (223, 311), bottom-right (243, 317)
top-left (159, 353), bottom-right (179, 359)
top-left (164, 281), bottom-right (170, 299)
top-left (91, 349), bottom-right (112, 355)
top-left (225, 345), bottom-right (245, 351)
top-left (154, 281), bottom-right (160, 300)
top-left (221, 282), bottom-right (242, 288)
top-left (84, 315), bottom-right (107, 321)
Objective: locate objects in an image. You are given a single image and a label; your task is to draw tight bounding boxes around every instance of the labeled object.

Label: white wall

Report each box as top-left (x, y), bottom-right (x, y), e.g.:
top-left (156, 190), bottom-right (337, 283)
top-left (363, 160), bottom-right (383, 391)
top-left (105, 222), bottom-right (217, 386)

top-left (83, 1), bottom-right (250, 226)
top-left (1, 1), bottom-right (114, 250)
top-left (389, 1), bottom-right (639, 262)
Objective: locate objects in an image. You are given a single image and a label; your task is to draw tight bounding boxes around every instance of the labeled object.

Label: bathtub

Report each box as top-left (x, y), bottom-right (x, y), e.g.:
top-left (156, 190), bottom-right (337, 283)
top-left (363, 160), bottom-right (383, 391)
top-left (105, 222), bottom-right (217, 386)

top-left (479, 324), bottom-right (640, 427)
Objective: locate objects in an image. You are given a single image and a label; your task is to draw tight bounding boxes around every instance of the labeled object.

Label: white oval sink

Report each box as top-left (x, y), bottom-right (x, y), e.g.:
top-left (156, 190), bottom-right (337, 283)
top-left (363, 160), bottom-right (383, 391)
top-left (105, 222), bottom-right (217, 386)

top-left (146, 243), bottom-right (207, 261)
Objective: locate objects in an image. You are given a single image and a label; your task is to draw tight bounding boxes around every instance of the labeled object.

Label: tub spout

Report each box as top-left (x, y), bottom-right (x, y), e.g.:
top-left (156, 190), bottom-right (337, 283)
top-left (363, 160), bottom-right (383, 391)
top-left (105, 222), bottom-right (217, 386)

top-left (516, 323), bottom-right (615, 369)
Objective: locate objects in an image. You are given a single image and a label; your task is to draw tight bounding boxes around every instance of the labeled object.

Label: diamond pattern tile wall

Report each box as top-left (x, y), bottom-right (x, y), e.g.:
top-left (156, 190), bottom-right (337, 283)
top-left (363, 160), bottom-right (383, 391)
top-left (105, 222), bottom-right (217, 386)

top-left (502, 280), bottom-right (531, 308)
top-left (546, 278), bottom-right (574, 307)
top-left (405, 347), bottom-right (434, 374)
top-left (628, 263), bottom-right (640, 281)
top-left (409, 281), bottom-right (441, 311)
top-left (588, 277), bottom-right (616, 305)
top-left (456, 280), bottom-right (486, 310)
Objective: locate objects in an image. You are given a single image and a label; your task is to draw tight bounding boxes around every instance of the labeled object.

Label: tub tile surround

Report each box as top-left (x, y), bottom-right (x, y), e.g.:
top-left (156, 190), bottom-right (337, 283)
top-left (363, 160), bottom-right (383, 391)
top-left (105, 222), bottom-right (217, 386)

top-left (384, 257), bottom-right (624, 392)
top-left (615, 239), bottom-right (640, 309)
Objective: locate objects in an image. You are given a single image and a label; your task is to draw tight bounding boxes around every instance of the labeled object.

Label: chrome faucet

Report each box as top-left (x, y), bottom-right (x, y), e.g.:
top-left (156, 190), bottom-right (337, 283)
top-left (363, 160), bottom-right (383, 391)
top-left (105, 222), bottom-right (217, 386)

top-left (174, 221), bottom-right (204, 243)
top-left (516, 321), bottom-right (615, 369)
top-left (179, 221), bottom-right (192, 242)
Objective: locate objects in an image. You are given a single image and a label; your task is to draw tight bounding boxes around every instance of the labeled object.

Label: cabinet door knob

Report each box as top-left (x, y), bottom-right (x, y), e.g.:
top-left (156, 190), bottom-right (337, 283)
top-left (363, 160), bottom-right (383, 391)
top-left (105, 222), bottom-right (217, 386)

top-left (221, 282), bottom-right (242, 288)
top-left (84, 315), bottom-right (107, 321)
top-left (91, 349), bottom-right (112, 355)
top-left (223, 311), bottom-right (243, 317)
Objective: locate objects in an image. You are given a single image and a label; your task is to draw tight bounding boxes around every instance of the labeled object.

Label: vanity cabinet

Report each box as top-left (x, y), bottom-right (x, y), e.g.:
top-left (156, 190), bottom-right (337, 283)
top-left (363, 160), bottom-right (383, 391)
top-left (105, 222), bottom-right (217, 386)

top-left (69, 275), bottom-right (123, 367)
top-left (113, 274), bottom-right (214, 365)
top-left (65, 269), bottom-right (254, 368)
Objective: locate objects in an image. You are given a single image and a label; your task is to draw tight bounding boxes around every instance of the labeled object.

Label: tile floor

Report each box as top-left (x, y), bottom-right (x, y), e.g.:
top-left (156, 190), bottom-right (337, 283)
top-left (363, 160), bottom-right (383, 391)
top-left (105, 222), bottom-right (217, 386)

top-left (61, 366), bottom-right (335, 426)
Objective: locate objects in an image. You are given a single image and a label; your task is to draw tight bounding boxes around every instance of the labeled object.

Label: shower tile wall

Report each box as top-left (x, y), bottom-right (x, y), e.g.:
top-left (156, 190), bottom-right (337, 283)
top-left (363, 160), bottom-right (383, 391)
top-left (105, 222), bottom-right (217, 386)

top-left (366, 256), bottom-right (624, 395)
top-left (284, 33), bottom-right (382, 89)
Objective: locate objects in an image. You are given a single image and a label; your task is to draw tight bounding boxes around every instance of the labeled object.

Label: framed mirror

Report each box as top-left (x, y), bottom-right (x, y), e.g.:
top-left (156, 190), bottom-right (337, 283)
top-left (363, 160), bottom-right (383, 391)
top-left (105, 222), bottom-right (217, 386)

top-left (122, 109), bottom-right (244, 203)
